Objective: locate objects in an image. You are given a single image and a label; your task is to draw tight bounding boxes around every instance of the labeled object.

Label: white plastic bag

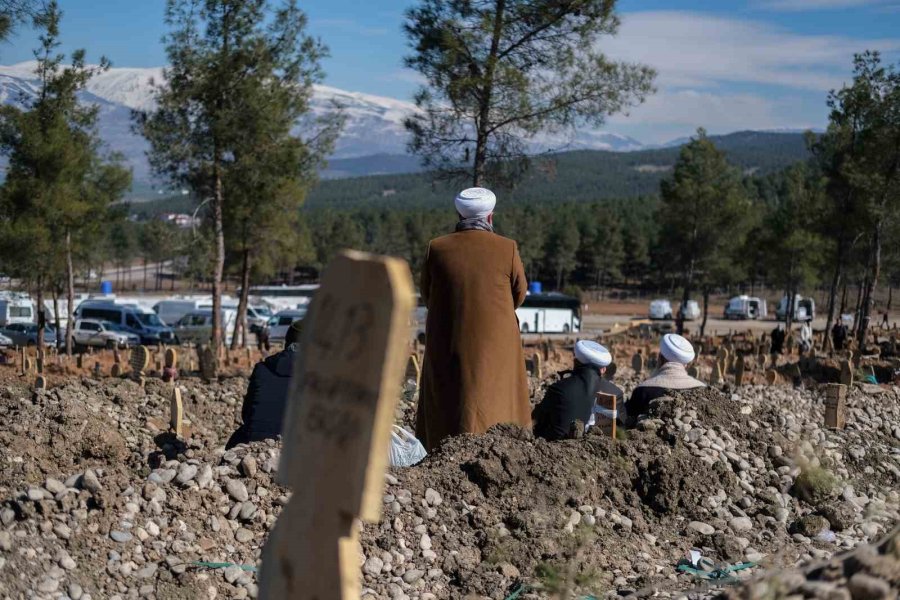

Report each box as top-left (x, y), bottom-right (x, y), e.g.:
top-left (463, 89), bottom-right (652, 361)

top-left (389, 425), bottom-right (427, 467)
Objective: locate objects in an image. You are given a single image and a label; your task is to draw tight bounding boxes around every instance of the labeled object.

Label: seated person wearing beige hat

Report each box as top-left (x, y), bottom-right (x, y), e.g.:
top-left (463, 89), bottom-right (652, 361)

top-left (625, 333), bottom-right (704, 425)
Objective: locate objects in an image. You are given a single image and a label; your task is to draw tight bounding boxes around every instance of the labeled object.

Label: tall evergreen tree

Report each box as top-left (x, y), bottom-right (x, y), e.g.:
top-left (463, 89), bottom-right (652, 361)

top-left (0, 2), bottom-right (130, 352)
top-left (139, 0), bottom-right (338, 358)
top-left (657, 129), bottom-right (750, 334)
top-left (403, 0), bottom-right (655, 186)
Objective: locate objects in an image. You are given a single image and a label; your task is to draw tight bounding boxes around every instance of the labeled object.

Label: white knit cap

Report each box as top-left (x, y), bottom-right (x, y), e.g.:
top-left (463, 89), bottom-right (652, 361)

top-left (574, 340), bottom-right (612, 368)
top-left (660, 333), bottom-right (695, 364)
top-left (454, 187), bottom-right (496, 219)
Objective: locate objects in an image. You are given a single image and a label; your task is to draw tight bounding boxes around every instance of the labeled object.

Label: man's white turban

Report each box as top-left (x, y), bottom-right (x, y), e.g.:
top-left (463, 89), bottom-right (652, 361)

top-left (454, 187), bottom-right (496, 219)
top-left (575, 340), bottom-right (612, 368)
top-left (660, 333), bottom-right (695, 364)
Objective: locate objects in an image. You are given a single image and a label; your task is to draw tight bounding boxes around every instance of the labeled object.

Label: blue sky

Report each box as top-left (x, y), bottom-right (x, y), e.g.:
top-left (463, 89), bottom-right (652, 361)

top-left (3, 0), bottom-right (899, 144)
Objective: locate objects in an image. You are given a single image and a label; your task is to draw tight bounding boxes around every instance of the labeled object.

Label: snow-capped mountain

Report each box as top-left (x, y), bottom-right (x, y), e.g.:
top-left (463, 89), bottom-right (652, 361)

top-left (0, 61), bottom-right (644, 181)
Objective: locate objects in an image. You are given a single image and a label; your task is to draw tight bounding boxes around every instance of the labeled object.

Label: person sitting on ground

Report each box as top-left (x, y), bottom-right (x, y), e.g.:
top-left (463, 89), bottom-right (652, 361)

top-left (226, 319), bottom-right (302, 449)
top-left (625, 334), bottom-right (704, 426)
top-left (770, 325), bottom-right (786, 356)
top-left (532, 341), bottom-right (622, 441)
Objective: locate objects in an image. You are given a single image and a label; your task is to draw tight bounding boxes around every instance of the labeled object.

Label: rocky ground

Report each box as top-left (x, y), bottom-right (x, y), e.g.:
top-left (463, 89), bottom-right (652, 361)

top-left (0, 361), bottom-right (898, 599)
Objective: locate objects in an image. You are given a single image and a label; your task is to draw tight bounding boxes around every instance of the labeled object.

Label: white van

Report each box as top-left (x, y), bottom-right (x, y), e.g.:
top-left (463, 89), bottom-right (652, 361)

top-left (649, 299), bottom-right (673, 320)
top-left (153, 298), bottom-right (206, 326)
top-left (173, 308), bottom-right (237, 345)
top-left (516, 293), bottom-right (581, 334)
top-left (0, 296), bottom-right (34, 326)
top-left (724, 295), bottom-right (768, 320)
top-left (679, 300), bottom-right (701, 321)
top-left (776, 295), bottom-right (815, 322)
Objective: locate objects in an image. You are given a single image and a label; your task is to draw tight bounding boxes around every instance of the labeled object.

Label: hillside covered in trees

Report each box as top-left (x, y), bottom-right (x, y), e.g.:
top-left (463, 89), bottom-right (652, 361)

top-left (130, 130), bottom-right (812, 217)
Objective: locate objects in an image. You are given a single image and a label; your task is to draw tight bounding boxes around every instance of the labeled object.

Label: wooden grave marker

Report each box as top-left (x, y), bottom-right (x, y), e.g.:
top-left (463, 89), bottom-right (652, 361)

top-left (734, 355), bottom-right (746, 386)
top-left (34, 375), bottom-right (47, 390)
top-left (198, 346), bottom-right (216, 382)
top-left (594, 392), bottom-right (617, 440)
top-left (824, 384), bottom-right (847, 429)
top-left (405, 353), bottom-right (421, 386)
top-left (765, 369), bottom-right (778, 385)
top-left (129, 345), bottom-right (150, 388)
top-left (710, 361), bottom-right (722, 385)
top-left (258, 250), bottom-right (415, 600)
top-left (169, 386), bottom-right (192, 438)
top-left (687, 365), bottom-right (699, 378)
top-left (839, 359), bottom-right (853, 386)
top-left (163, 347), bottom-right (178, 382)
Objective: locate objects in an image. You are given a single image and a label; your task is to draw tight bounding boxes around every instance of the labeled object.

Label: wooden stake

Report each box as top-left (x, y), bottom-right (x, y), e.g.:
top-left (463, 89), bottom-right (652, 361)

top-left (170, 387), bottom-right (184, 437)
top-left (824, 384), bottom-right (847, 429)
top-left (259, 250), bottom-right (415, 600)
top-left (595, 392), bottom-right (617, 440)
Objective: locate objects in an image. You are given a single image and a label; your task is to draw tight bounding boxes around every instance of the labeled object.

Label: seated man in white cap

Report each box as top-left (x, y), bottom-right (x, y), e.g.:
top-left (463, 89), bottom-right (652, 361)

top-left (532, 340), bottom-right (623, 441)
top-left (625, 333), bottom-right (704, 425)
top-left (416, 187), bottom-right (531, 451)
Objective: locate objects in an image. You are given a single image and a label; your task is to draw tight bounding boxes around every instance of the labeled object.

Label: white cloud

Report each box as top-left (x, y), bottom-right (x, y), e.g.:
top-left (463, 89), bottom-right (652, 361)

top-left (606, 90), bottom-right (823, 143)
top-left (585, 10), bottom-right (900, 142)
top-left (602, 11), bottom-right (900, 92)
top-left (756, 0), bottom-right (889, 11)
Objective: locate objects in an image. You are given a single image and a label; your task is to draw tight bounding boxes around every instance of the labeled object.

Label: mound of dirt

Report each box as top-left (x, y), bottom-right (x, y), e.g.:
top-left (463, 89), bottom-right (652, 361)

top-left (0, 367), bottom-right (897, 600)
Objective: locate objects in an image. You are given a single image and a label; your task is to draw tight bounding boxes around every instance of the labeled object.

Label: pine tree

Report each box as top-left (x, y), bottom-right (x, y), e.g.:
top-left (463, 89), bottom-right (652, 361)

top-left (139, 0), bottom-right (339, 359)
top-left (0, 2), bottom-right (130, 352)
top-left (657, 129), bottom-right (751, 335)
top-left (403, 0), bottom-right (655, 186)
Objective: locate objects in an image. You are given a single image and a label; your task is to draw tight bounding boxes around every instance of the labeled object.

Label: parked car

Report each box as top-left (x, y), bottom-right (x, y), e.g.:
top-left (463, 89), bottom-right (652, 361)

top-left (247, 305), bottom-right (272, 334)
top-left (265, 308), bottom-right (307, 344)
top-left (0, 323), bottom-right (57, 347)
top-left (75, 301), bottom-right (175, 345)
top-left (71, 319), bottom-right (140, 349)
top-left (649, 299), bottom-right (673, 320)
top-left (0, 331), bottom-right (13, 347)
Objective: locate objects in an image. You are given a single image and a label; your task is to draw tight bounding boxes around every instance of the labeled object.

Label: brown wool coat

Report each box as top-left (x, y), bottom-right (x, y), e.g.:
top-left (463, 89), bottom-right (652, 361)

top-left (415, 229), bottom-right (530, 451)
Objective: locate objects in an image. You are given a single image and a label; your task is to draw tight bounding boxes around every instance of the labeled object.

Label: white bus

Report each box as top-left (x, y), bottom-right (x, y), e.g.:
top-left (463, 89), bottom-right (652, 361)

top-left (516, 293), bottom-right (581, 334)
top-left (244, 284), bottom-right (319, 312)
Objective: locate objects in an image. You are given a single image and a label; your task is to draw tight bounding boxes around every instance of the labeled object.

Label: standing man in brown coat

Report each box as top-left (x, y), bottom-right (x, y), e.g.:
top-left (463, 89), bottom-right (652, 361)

top-left (416, 187), bottom-right (531, 451)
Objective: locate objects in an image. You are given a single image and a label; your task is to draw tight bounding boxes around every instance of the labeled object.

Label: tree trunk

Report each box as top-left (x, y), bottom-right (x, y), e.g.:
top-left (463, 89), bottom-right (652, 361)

top-left (857, 222), bottom-right (882, 348)
top-left (471, 0), bottom-right (506, 186)
top-left (840, 280), bottom-right (848, 315)
top-left (700, 286), bottom-right (710, 338)
top-left (52, 289), bottom-right (61, 351)
top-left (853, 277), bottom-right (865, 335)
top-left (143, 258), bottom-right (148, 291)
top-left (888, 284), bottom-right (893, 312)
top-left (231, 249), bottom-right (251, 350)
top-left (677, 258), bottom-right (695, 336)
top-left (824, 242), bottom-right (843, 348)
top-left (36, 285), bottom-right (45, 351)
top-left (211, 166), bottom-right (226, 362)
top-left (65, 230), bottom-right (75, 355)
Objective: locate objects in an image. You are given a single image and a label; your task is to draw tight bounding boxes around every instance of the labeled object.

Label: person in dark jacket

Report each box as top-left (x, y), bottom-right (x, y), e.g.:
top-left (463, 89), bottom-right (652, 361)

top-left (625, 334), bottom-right (704, 426)
top-left (831, 318), bottom-right (848, 351)
top-left (226, 320), bottom-right (302, 449)
top-left (532, 341), bottom-right (622, 441)
top-left (770, 325), bottom-right (786, 356)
